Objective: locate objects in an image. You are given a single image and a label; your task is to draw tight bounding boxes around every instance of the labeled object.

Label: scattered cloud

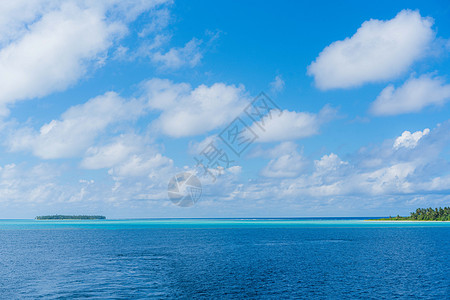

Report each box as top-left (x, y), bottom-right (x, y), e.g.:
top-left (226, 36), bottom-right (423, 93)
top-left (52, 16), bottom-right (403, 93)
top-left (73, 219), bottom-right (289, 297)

top-left (82, 133), bottom-right (174, 178)
top-left (188, 135), bottom-right (218, 155)
top-left (2, 119), bottom-right (450, 216)
top-left (252, 105), bottom-right (337, 142)
top-left (7, 92), bottom-right (144, 159)
top-left (0, 0), bottom-right (169, 115)
top-left (314, 153), bottom-right (348, 174)
top-left (109, 152), bottom-right (173, 178)
top-left (393, 128), bottom-right (430, 150)
top-left (138, 6), bottom-right (171, 37)
top-left (370, 74), bottom-right (450, 116)
top-left (143, 78), bottom-right (249, 137)
top-left (81, 134), bottom-right (144, 170)
top-left (0, 162), bottom-right (76, 207)
top-left (151, 38), bottom-right (203, 69)
top-left (260, 142), bottom-right (305, 178)
top-left (0, 3), bottom-right (449, 217)
top-left (235, 122), bottom-right (450, 205)
top-left (146, 28), bottom-right (220, 70)
top-left (269, 75), bottom-right (285, 93)
top-left (251, 141), bottom-right (298, 158)
top-left (307, 9), bottom-right (435, 90)
top-left (0, 0), bottom-right (58, 46)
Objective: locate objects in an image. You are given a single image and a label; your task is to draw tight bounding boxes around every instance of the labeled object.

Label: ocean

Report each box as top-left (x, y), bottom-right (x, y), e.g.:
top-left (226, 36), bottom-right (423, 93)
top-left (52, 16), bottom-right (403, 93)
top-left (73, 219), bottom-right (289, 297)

top-left (0, 218), bottom-right (449, 299)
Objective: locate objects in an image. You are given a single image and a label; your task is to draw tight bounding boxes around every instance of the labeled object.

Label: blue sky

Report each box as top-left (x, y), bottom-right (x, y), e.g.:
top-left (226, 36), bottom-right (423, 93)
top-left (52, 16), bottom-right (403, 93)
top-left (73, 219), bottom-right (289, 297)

top-left (0, 0), bottom-right (450, 218)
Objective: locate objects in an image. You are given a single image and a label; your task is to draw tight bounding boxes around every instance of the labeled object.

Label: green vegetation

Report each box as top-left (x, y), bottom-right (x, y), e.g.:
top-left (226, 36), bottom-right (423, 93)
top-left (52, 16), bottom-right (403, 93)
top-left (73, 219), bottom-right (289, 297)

top-left (372, 207), bottom-right (450, 221)
top-left (36, 215), bottom-right (106, 220)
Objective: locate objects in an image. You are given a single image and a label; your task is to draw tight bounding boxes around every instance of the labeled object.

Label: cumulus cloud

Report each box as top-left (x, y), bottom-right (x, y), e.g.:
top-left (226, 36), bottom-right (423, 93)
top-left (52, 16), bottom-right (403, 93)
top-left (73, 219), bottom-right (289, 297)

top-left (142, 78), bottom-right (249, 137)
top-left (260, 142), bottom-right (305, 178)
top-left (322, 124), bottom-right (448, 195)
top-left (109, 153), bottom-right (173, 178)
top-left (251, 105), bottom-right (337, 142)
top-left (228, 121), bottom-right (450, 212)
top-left (370, 75), bottom-right (450, 116)
top-left (8, 92), bottom-right (144, 159)
top-left (81, 134), bottom-right (144, 169)
top-left (307, 9), bottom-right (435, 90)
top-left (393, 128), bottom-right (430, 149)
top-left (4, 119), bottom-right (450, 217)
top-left (81, 133), bottom-right (174, 179)
top-left (314, 153), bottom-right (348, 174)
top-left (262, 156), bottom-right (303, 178)
top-left (0, 0), bottom-right (168, 115)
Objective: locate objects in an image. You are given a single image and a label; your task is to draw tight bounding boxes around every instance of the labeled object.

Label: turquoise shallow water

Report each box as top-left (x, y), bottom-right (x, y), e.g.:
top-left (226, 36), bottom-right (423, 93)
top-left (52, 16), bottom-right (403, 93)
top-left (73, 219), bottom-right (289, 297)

top-left (1, 218), bottom-right (449, 298)
top-left (0, 218), bottom-right (449, 229)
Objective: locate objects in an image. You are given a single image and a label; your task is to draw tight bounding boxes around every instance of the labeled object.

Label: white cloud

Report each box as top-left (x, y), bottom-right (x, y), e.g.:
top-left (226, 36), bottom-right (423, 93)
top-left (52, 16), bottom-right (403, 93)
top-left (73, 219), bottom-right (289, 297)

top-left (360, 162), bottom-right (416, 194)
top-left (143, 78), bottom-right (249, 137)
top-left (8, 92), bottom-right (144, 159)
top-left (227, 166), bottom-right (242, 175)
top-left (109, 153), bottom-right (173, 178)
top-left (314, 153), bottom-right (348, 174)
top-left (95, 1), bottom-right (168, 22)
top-left (0, 162), bottom-right (73, 206)
top-left (370, 75), bottom-right (450, 115)
top-left (0, 0), bottom-right (168, 115)
top-left (321, 123), bottom-right (448, 195)
top-left (188, 135), bottom-right (218, 155)
top-left (252, 141), bottom-right (299, 158)
top-left (81, 134), bottom-right (143, 169)
top-left (138, 6), bottom-right (171, 37)
top-left (252, 105), bottom-right (337, 142)
top-left (307, 9), bottom-right (435, 90)
top-left (0, 158), bottom-right (177, 218)
top-left (141, 78), bottom-right (191, 110)
top-left (0, 0), bottom-right (58, 46)
top-left (112, 45), bottom-right (129, 60)
top-left (270, 75), bottom-right (285, 93)
top-left (394, 128), bottom-right (430, 149)
top-left (230, 121), bottom-right (450, 209)
top-left (82, 133), bottom-right (174, 179)
top-left (146, 28), bottom-right (220, 70)
top-left (151, 38), bottom-right (203, 69)
top-left (2, 120), bottom-right (450, 217)
top-left (261, 142), bottom-right (305, 178)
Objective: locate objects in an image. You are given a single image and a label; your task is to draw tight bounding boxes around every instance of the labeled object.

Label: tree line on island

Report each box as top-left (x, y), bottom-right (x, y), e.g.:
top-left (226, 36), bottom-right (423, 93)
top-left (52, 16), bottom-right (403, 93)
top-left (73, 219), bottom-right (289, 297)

top-left (36, 215), bottom-right (106, 220)
top-left (376, 207), bottom-right (450, 221)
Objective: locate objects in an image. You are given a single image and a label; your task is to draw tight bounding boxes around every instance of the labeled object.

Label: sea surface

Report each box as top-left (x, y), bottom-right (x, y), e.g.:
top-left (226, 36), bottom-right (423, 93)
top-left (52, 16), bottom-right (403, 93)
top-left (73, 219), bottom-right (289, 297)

top-left (0, 218), bottom-right (449, 299)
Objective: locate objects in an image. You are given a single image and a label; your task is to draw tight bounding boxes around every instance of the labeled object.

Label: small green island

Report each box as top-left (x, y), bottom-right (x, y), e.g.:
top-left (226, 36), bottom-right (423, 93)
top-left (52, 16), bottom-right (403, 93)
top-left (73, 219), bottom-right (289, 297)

top-left (370, 207), bottom-right (450, 221)
top-left (36, 215), bottom-right (106, 220)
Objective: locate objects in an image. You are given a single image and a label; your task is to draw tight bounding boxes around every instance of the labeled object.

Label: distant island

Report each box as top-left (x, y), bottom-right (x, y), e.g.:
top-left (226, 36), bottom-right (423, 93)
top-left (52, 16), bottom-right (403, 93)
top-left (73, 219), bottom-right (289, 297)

top-left (370, 207), bottom-right (450, 221)
top-left (36, 215), bottom-right (106, 220)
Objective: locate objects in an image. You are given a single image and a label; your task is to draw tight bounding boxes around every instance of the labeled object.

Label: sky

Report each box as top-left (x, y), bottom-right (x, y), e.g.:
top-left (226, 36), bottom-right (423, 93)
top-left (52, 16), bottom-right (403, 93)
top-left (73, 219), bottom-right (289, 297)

top-left (0, 0), bottom-right (450, 218)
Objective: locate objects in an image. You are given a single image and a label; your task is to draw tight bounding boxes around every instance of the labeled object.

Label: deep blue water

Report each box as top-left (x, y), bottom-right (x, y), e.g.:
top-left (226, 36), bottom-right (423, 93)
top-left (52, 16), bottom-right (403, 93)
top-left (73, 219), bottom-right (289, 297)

top-left (0, 219), bottom-right (449, 299)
